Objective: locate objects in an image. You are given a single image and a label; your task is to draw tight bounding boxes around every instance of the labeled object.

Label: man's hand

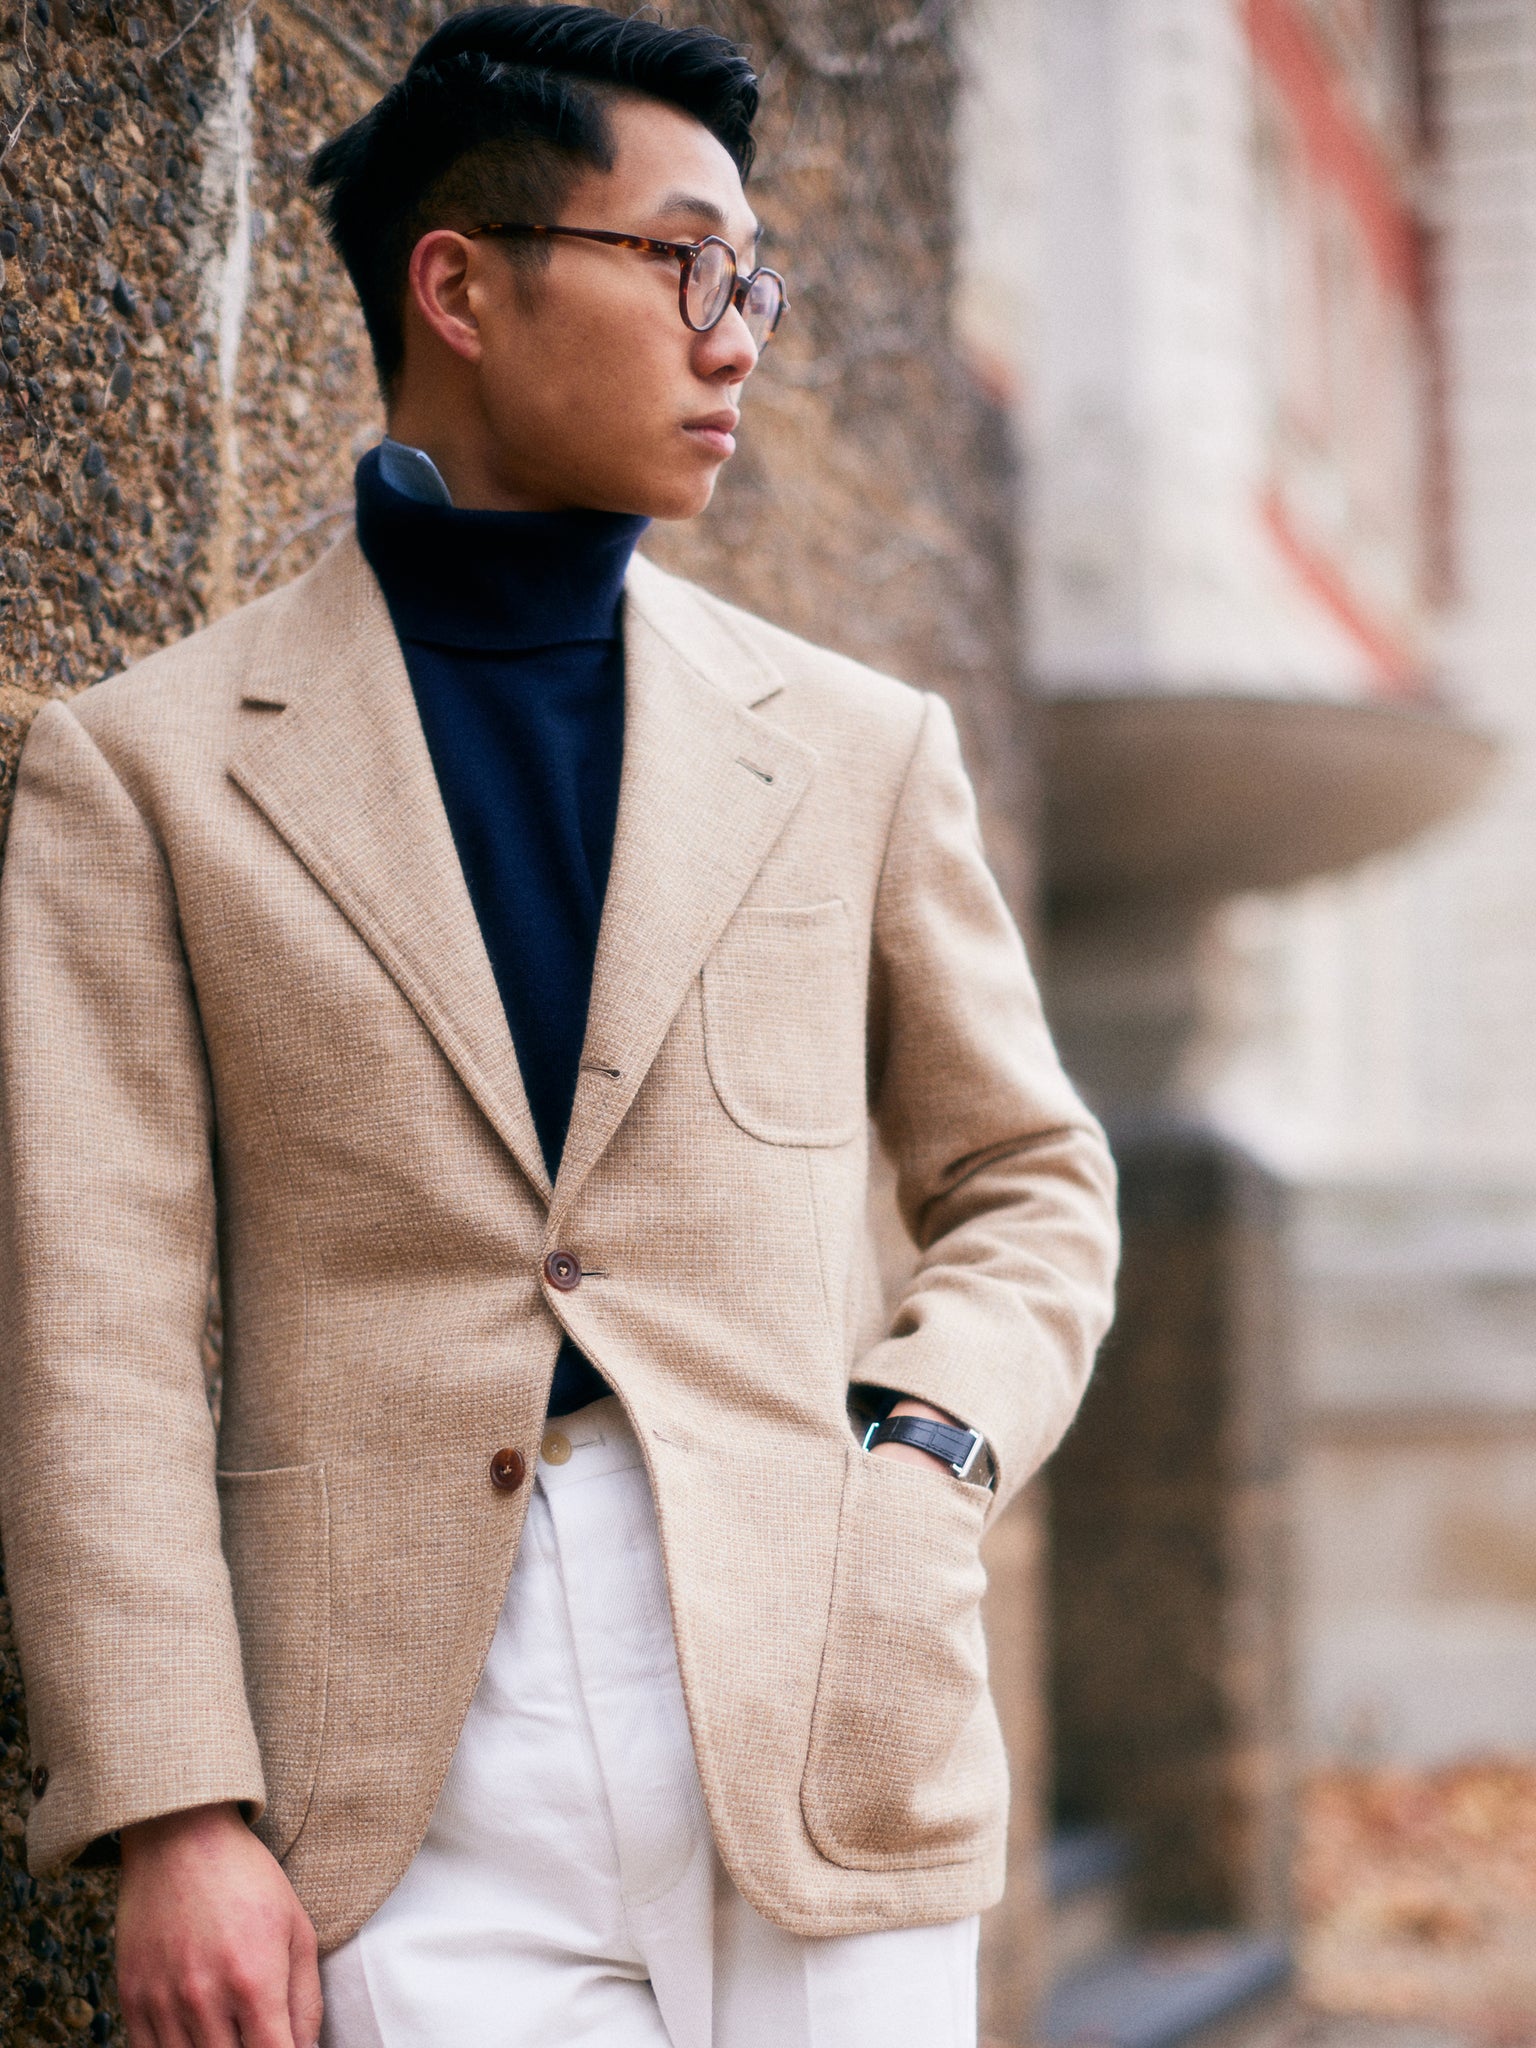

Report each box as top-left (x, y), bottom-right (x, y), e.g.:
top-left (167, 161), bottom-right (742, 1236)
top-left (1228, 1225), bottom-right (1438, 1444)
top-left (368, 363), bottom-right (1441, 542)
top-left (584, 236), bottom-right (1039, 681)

top-left (117, 1802), bottom-right (323, 2048)
top-left (868, 1397), bottom-right (968, 1474)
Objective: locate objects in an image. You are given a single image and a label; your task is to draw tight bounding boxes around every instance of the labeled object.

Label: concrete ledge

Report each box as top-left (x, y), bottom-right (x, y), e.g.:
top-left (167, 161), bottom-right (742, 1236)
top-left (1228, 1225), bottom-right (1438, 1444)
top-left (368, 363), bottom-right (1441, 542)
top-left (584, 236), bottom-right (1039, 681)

top-left (1041, 693), bottom-right (1498, 904)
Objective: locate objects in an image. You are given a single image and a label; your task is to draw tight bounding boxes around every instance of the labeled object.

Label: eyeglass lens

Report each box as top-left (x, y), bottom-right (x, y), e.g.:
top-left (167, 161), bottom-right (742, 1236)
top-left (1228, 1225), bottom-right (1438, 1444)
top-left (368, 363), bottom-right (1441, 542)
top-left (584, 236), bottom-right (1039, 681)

top-left (685, 240), bottom-right (736, 332)
top-left (684, 239), bottom-right (783, 347)
top-left (740, 271), bottom-right (782, 347)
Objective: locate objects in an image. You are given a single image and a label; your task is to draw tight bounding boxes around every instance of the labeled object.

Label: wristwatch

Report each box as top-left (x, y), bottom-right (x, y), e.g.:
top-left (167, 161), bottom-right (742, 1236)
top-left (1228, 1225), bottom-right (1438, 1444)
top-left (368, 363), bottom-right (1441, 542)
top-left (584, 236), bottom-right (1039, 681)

top-left (862, 1413), bottom-right (989, 1483)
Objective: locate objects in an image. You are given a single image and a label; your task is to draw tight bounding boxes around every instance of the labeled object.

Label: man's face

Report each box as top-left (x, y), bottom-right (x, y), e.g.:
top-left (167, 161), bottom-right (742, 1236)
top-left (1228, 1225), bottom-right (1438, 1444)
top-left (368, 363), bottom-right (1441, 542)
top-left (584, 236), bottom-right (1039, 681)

top-left (398, 95), bottom-right (767, 518)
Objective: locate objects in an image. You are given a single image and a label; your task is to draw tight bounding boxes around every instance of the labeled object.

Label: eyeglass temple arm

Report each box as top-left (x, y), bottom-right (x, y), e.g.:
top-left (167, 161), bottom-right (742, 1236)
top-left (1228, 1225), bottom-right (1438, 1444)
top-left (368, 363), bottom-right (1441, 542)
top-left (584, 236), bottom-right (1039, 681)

top-left (469, 223), bottom-right (700, 259)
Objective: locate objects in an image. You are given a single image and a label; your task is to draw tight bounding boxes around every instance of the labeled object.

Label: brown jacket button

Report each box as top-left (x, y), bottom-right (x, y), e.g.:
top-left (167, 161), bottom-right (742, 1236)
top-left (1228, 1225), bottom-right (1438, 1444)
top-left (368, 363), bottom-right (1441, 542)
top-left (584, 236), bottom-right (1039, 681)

top-left (489, 1447), bottom-right (526, 1492)
top-left (30, 1764), bottom-right (48, 1798)
top-left (543, 1249), bottom-right (581, 1292)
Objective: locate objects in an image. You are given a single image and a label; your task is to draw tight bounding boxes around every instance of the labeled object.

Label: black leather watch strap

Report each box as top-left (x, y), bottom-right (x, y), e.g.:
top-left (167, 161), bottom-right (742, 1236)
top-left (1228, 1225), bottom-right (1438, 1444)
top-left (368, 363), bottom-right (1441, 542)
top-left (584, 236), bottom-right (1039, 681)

top-left (864, 1414), bottom-right (988, 1482)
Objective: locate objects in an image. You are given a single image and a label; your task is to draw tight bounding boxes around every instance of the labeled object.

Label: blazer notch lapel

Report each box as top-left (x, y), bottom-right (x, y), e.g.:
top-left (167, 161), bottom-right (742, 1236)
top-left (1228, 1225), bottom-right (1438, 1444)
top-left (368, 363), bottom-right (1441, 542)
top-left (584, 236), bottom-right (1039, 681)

top-left (623, 552), bottom-right (785, 708)
top-left (225, 536), bottom-right (553, 1203)
top-left (553, 591), bottom-right (816, 1210)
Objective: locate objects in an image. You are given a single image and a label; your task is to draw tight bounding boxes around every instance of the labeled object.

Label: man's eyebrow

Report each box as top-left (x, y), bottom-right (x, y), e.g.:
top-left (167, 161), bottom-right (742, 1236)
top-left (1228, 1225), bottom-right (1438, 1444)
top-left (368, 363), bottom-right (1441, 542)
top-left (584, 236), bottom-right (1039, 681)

top-left (654, 189), bottom-right (761, 242)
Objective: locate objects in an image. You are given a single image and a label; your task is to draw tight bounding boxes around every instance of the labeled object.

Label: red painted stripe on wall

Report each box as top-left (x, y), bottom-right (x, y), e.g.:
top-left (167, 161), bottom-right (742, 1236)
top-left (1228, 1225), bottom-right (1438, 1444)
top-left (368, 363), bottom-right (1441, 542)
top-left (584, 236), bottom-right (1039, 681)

top-left (1245, 0), bottom-right (1422, 306)
top-left (1259, 485), bottom-right (1422, 695)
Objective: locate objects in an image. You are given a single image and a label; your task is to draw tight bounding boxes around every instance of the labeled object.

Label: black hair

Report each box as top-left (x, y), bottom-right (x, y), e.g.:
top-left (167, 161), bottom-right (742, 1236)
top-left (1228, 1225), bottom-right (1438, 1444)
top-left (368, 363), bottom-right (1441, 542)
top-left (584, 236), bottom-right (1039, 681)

top-left (308, 5), bottom-right (759, 393)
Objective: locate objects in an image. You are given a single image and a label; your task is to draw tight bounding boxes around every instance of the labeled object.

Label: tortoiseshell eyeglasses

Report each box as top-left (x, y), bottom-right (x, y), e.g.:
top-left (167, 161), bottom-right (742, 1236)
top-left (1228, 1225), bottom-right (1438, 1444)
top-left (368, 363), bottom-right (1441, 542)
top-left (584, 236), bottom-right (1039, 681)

top-left (463, 224), bottom-right (789, 349)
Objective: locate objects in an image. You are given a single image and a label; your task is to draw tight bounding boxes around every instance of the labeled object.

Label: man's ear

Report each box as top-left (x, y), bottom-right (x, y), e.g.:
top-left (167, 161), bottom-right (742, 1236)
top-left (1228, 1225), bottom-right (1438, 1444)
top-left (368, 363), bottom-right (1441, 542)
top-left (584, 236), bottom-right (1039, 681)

top-left (406, 229), bottom-right (487, 366)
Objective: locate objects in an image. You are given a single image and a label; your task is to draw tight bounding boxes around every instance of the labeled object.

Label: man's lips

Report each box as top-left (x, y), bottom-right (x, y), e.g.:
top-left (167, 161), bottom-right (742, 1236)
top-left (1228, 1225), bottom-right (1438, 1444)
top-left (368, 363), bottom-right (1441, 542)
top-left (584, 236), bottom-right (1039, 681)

top-left (683, 411), bottom-right (740, 456)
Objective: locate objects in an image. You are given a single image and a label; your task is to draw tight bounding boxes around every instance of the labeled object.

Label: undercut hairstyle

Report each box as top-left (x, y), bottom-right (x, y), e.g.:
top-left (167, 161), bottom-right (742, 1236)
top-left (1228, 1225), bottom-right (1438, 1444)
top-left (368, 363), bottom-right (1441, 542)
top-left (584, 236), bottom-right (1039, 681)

top-left (308, 5), bottom-right (760, 394)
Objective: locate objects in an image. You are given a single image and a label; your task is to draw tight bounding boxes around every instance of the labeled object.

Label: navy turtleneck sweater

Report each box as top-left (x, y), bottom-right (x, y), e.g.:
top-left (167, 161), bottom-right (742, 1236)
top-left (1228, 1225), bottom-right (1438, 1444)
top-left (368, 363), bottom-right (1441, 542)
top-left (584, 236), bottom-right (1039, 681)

top-left (354, 446), bottom-right (649, 1417)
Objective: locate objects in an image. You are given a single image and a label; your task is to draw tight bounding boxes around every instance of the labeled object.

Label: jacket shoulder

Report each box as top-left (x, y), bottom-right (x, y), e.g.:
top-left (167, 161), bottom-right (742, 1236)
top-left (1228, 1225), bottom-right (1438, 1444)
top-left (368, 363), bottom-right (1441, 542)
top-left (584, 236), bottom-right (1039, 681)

top-left (63, 546), bottom-right (335, 752)
top-left (631, 556), bottom-right (929, 748)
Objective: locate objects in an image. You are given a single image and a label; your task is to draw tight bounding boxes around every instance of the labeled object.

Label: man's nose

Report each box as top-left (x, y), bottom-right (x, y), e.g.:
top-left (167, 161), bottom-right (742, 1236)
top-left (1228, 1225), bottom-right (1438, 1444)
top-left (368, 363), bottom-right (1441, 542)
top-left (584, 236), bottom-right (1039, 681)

top-left (696, 305), bottom-right (760, 381)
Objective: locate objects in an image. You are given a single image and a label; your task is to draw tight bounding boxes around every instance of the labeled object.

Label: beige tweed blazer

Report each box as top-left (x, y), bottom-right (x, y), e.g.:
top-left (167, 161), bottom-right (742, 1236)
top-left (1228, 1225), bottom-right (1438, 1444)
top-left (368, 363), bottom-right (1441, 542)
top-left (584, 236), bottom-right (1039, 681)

top-left (0, 533), bottom-right (1117, 1949)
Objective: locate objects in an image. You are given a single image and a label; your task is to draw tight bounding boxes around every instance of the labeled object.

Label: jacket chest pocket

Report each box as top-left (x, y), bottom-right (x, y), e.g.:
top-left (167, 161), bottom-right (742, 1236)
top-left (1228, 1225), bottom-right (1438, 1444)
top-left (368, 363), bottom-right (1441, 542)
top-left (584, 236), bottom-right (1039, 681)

top-left (701, 899), bottom-right (865, 1146)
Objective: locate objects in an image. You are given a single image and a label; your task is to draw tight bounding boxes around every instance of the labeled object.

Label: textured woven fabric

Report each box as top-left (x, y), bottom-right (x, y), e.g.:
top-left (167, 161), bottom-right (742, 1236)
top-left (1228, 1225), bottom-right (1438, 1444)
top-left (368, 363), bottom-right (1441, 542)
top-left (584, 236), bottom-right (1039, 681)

top-left (320, 1398), bottom-right (980, 2048)
top-left (0, 534), bottom-right (1119, 1951)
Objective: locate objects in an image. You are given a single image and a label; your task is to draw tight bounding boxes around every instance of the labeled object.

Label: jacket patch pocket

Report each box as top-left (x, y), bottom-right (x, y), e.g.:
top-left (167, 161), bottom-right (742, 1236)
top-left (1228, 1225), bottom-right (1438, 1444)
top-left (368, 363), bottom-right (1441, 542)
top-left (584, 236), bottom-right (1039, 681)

top-left (801, 1451), bottom-right (1005, 1871)
top-left (702, 899), bottom-right (864, 1146)
top-left (216, 1463), bottom-right (329, 1863)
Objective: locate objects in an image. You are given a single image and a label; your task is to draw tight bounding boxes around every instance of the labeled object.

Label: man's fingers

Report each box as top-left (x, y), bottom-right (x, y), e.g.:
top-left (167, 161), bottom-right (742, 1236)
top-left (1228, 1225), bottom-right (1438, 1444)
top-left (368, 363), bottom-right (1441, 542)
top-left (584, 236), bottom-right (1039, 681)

top-left (162, 1984), bottom-right (243, 2048)
top-left (122, 1978), bottom-right (253, 2048)
top-left (119, 2001), bottom-right (164, 2048)
top-left (233, 1936), bottom-right (315, 2048)
top-left (121, 2000), bottom-right (210, 2048)
top-left (230, 1984), bottom-right (299, 2048)
top-left (288, 1907), bottom-right (324, 2048)
top-left (119, 1985), bottom-right (184, 2048)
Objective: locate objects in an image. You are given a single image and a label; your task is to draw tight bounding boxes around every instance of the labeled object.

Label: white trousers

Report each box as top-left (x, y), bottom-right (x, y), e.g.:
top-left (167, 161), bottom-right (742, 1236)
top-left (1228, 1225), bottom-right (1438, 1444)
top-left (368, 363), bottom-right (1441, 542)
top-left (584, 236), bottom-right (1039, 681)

top-left (320, 1397), bottom-right (978, 2048)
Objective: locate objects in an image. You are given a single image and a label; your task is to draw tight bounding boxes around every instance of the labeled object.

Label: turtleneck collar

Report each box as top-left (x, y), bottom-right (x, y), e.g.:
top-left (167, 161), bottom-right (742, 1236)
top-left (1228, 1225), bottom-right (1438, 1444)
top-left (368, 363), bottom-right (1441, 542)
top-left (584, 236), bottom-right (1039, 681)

top-left (354, 444), bottom-right (650, 654)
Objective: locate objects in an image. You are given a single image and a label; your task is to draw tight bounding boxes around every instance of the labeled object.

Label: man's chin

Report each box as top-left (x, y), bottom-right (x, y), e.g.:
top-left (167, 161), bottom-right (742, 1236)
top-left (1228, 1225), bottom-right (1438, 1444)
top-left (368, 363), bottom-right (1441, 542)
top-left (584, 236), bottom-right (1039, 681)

top-left (571, 456), bottom-right (723, 523)
top-left (640, 468), bottom-right (723, 523)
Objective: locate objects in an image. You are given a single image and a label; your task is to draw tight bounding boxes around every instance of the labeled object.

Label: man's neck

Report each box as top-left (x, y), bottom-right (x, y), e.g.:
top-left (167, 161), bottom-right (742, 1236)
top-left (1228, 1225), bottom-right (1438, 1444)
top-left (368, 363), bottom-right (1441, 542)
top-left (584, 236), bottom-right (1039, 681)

top-left (380, 415), bottom-right (569, 512)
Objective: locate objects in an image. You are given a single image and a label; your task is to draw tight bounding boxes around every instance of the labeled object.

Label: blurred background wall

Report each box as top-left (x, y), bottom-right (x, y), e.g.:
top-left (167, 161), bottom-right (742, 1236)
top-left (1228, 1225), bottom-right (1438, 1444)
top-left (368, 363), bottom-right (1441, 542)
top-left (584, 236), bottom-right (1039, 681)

top-left (957, 1), bottom-right (1536, 2039)
top-left (1214, 2), bottom-right (1536, 1777)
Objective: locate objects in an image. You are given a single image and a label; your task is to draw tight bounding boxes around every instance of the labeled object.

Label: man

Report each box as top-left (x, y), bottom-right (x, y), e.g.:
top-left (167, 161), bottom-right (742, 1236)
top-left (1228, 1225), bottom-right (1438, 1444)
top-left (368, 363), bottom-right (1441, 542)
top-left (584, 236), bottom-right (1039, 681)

top-left (0, 9), bottom-right (1118, 2047)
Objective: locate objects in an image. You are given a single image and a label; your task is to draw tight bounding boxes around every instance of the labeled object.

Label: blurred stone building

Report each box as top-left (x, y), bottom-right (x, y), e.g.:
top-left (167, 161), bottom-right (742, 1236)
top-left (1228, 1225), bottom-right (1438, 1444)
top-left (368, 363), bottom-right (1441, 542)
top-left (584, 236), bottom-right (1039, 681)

top-left (955, 0), bottom-right (1526, 2035)
top-left (1210, 0), bottom-right (1536, 1776)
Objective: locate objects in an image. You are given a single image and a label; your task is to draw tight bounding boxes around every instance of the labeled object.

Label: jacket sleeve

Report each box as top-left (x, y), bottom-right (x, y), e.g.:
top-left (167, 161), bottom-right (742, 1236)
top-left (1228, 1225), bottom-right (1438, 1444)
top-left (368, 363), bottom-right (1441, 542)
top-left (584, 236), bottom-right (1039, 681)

top-left (860, 691), bottom-right (1119, 1510)
top-left (0, 701), bottom-right (265, 1875)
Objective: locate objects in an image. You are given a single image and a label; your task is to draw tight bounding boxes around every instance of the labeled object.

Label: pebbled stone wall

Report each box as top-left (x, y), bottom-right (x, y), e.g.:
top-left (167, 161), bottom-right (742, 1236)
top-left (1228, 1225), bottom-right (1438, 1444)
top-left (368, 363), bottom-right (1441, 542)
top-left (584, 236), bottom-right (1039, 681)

top-left (1, 12), bottom-right (229, 2036)
top-left (0, 0), bottom-right (224, 818)
top-left (0, 4), bottom-right (1036, 2040)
